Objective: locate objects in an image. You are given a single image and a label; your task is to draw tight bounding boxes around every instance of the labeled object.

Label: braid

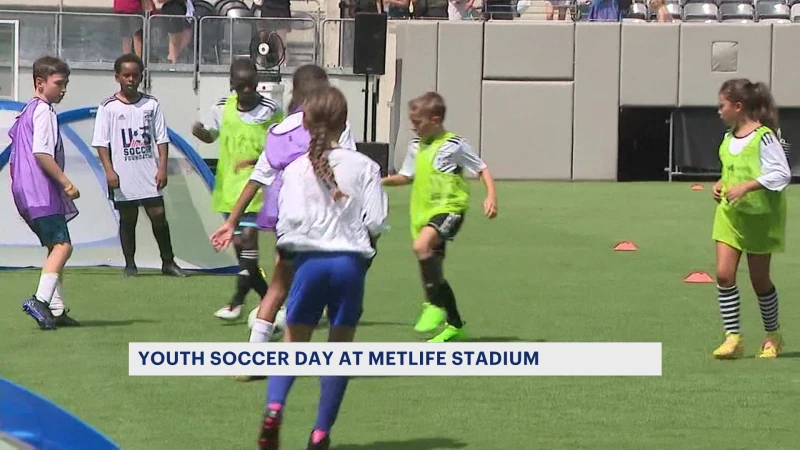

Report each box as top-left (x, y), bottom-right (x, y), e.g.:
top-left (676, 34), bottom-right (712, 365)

top-left (308, 125), bottom-right (346, 201)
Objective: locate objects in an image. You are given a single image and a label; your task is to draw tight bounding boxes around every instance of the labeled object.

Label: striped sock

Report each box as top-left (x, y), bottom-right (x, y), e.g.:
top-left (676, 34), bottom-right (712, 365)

top-left (718, 285), bottom-right (741, 334)
top-left (757, 287), bottom-right (779, 332)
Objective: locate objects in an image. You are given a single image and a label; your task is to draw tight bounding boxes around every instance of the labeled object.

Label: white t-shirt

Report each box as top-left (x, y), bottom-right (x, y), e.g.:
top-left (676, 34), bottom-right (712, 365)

top-left (201, 95), bottom-right (280, 141)
top-left (276, 149), bottom-right (389, 259)
top-left (727, 130), bottom-right (791, 192)
top-left (249, 111), bottom-right (358, 186)
top-left (91, 94), bottom-right (170, 202)
top-left (399, 134), bottom-right (486, 178)
top-left (31, 101), bottom-right (60, 163)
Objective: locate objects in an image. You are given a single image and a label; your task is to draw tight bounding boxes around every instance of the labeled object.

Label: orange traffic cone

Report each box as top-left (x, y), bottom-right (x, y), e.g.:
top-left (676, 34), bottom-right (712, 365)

top-left (614, 241), bottom-right (638, 251)
top-left (684, 271), bottom-right (714, 283)
top-left (691, 184), bottom-right (704, 191)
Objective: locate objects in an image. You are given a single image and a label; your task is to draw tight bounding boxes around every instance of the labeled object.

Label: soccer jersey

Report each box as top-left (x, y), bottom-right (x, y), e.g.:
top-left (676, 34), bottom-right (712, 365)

top-left (398, 134), bottom-right (486, 179)
top-left (91, 94), bottom-right (169, 202)
top-left (202, 94), bottom-right (280, 141)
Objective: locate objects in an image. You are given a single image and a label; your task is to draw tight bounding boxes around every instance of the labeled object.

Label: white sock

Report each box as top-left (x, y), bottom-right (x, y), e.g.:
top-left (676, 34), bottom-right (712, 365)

top-left (35, 273), bottom-right (59, 304)
top-left (249, 319), bottom-right (274, 343)
top-left (50, 278), bottom-right (65, 316)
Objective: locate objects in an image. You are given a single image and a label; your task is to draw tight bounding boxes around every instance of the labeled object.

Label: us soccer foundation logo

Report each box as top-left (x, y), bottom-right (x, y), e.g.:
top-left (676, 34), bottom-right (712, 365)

top-left (121, 113), bottom-right (153, 162)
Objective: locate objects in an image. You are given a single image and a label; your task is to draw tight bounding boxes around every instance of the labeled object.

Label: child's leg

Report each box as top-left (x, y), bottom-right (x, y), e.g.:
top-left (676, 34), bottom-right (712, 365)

top-left (413, 226), bottom-right (464, 335)
top-left (239, 227), bottom-right (268, 298)
top-left (250, 254), bottom-right (292, 343)
top-left (747, 253), bottom-right (783, 358)
top-left (37, 243), bottom-right (72, 303)
top-left (118, 203), bottom-right (139, 274)
top-left (713, 242), bottom-right (744, 358)
top-left (143, 200), bottom-right (185, 276)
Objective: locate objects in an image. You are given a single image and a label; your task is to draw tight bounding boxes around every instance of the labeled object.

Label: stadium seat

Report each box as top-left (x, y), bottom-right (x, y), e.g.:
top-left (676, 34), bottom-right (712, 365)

top-left (791, 3), bottom-right (800, 19)
top-left (627, 3), bottom-right (649, 20)
top-left (719, 2), bottom-right (755, 20)
top-left (666, 3), bottom-right (684, 16)
top-left (683, 2), bottom-right (719, 20)
top-left (757, 2), bottom-right (791, 20)
top-left (718, 0), bottom-right (751, 4)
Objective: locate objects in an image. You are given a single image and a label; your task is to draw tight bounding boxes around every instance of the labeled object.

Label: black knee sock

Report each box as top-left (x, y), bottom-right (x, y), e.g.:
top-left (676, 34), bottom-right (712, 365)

top-left (230, 249), bottom-right (256, 307)
top-left (438, 281), bottom-right (463, 328)
top-left (419, 256), bottom-right (445, 308)
top-left (243, 250), bottom-right (268, 297)
top-left (151, 216), bottom-right (175, 263)
top-left (119, 212), bottom-right (137, 268)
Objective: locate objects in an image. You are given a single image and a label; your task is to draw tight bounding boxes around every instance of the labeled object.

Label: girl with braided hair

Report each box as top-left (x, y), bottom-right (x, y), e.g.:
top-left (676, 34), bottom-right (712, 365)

top-left (255, 85), bottom-right (388, 450)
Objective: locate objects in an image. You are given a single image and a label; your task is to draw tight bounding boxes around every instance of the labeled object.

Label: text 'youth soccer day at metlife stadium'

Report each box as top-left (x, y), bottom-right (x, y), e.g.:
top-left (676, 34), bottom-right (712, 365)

top-left (128, 343), bottom-right (663, 377)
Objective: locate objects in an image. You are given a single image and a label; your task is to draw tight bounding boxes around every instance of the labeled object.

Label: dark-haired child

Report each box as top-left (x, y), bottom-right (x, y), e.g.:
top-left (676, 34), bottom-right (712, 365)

top-left (92, 53), bottom-right (186, 278)
top-left (711, 78), bottom-right (790, 359)
top-left (11, 56), bottom-right (81, 330)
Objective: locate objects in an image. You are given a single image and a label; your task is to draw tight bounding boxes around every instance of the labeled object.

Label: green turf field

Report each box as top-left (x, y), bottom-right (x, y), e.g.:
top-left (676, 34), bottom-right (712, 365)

top-left (2, 181), bottom-right (800, 450)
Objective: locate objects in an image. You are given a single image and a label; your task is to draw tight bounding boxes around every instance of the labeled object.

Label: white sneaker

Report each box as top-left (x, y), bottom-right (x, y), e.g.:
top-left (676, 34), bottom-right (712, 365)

top-left (214, 304), bottom-right (242, 320)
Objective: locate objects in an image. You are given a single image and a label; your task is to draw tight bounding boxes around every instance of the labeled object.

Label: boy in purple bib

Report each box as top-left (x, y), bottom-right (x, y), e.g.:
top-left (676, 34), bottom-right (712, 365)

top-left (210, 64), bottom-right (357, 355)
top-left (10, 56), bottom-right (81, 330)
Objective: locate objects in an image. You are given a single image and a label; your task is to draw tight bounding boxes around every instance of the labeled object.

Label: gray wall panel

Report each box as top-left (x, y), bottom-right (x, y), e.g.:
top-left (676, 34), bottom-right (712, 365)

top-left (771, 23), bottom-right (800, 108)
top-left (481, 81), bottom-right (573, 180)
top-left (573, 23), bottom-right (620, 181)
top-left (392, 22), bottom-right (439, 173)
top-left (620, 23), bottom-right (679, 107)
top-left (483, 22), bottom-right (574, 81)
top-left (679, 23), bottom-right (772, 107)
top-left (437, 21), bottom-right (484, 157)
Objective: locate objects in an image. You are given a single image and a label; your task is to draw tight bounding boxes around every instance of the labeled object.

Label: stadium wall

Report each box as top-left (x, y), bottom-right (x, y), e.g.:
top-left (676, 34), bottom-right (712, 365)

top-left (391, 21), bottom-right (800, 181)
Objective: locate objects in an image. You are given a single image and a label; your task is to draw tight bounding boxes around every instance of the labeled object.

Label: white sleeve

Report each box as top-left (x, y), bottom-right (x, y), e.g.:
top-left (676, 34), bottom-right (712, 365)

top-left (32, 103), bottom-right (57, 156)
top-left (338, 121), bottom-right (358, 151)
top-left (361, 162), bottom-right (389, 238)
top-left (756, 132), bottom-right (791, 192)
top-left (398, 141), bottom-right (418, 178)
top-left (202, 104), bottom-right (223, 140)
top-left (153, 102), bottom-right (170, 145)
top-left (250, 151), bottom-right (277, 186)
top-left (91, 103), bottom-right (111, 148)
top-left (454, 139), bottom-right (487, 175)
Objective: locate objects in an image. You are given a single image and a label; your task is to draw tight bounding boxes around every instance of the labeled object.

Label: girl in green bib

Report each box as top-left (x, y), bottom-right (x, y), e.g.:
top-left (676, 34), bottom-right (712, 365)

top-left (711, 79), bottom-right (791, 360)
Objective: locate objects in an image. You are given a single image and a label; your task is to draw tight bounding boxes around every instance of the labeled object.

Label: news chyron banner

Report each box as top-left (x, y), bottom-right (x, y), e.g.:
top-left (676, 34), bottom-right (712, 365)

top-left (129, 343), bottom-right (662, 377)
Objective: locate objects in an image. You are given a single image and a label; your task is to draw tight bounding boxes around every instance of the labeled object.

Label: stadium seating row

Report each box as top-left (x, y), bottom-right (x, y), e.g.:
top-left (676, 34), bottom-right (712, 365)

top-left (627, 2), bottom-right (799, 21)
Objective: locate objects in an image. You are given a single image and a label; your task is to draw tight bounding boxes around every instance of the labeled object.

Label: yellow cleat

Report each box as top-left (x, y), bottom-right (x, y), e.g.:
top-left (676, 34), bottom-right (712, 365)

top-left (757, 331), bottom-right (783, 359)
top-left (712, 333), bottom-right (744, 359)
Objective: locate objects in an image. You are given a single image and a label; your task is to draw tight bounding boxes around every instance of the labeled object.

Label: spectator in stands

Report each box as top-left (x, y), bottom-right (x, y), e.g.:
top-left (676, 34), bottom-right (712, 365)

top-left (448, 0), bottom-right (478, 20)
top-left (413, 0), bottom-right (450, 19)
top-left (648, 0), bottom-right (670, 21)
top-left (383, 0), bottom-right (411, 18)
top-left (587, 0), bottom-right (621, 21)
top-left (114, 0), bottom-right (155, 58)
top-left (159, 0), bottom-right (195, 64)
top-left (482, 0), bottom-right (514, 19)
top-left (545, 1), bottom-right (572, 21)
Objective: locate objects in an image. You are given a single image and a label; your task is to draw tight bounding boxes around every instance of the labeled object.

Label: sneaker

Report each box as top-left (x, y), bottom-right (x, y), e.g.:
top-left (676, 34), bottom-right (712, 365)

top-left (162, 262), bottom-right (187, 277)
top-left (214, 304), bottom-right (243, 320)
top-left (123, 266), bottom-right (138, 277)
top-left (306, 430), bottom-right (330, 450)
top-left (427, 323), bottom-right (467, 343)
top-left (258, 407), bottom-right (282, 450)
top-left (413, 302), bottom-right (446, 333)
top-left (757, 331), bottom-right (783, 359)
top-left (712, 332), bottom-right (744, 359)
top-left (22, 297), bottom-right (56, 330)
top-left (53, 309), bottom-right (81, 327)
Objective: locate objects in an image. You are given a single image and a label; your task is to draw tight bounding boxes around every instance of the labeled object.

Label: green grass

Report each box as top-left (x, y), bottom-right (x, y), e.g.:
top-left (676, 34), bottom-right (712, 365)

top-left (2, 181), bottom-right (800, 450)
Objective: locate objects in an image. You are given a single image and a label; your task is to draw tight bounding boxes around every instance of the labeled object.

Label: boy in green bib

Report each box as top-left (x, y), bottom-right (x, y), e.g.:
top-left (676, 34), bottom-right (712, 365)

top-left (383, 92), bottom-right (498, 342)
top-left (711, 78), bottom-right (790, 360)
top-left (192, 57), bottom-right (284, 320)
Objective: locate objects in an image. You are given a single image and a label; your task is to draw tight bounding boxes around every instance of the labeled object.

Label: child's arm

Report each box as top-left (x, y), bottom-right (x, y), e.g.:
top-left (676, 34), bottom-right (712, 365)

top-left (154, 103), bottom-right (170, 189)
top-left (33, 104), bottom-right (78, 198)
top-left (456, 140), bottom-right (497, 218)
top-left (382, 142), bottom-right (417, 186)
top-left (91, 103), bottom-right (118, 188)
top-left (192, 102), bottom-right (222, 144)
top-left (726, 132), bottom-right (791, 202)
top-left (34, 154), bottom-right (77, 198)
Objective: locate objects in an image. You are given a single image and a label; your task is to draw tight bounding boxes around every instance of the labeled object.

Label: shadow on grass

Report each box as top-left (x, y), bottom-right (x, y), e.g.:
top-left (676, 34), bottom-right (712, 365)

top-left (465, 336), bottom-right (545, 343)
top-left (73, 319), bottom-right (159, 328)
top-left (778, 351), bottom-right (800, 359)
top-left (334, 437), bottom-right (468, 450)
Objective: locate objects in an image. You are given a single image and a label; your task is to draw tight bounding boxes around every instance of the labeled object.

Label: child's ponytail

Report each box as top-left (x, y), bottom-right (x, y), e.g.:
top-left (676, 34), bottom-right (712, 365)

top-left (749, 81), bottom-right (779, 133)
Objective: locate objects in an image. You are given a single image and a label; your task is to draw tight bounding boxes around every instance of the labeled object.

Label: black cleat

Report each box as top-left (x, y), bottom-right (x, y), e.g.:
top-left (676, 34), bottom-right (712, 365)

top-left (123, 266), bottom-right (138, 277)
top-left (53, 309), bottom-right (81, 327)
top-left (22, 297), bottom-right (56, 330)
top-left (258, 408), bottom-right (282, 450)
top-left (162, 262), bottom-right (187, 278)
top-left (306, 432), bottom-right (330, 450)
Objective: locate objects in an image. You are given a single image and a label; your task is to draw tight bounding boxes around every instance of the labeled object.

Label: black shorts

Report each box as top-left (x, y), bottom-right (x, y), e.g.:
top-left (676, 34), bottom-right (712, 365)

top-left (113, 196), bottom-right (165, 211)
top-left (259, 3), bottom-right (293, 31)
top-left (161, 0), bottom-right (194, 34)
top-left (28, 214), bottom-right (71, 247)
top-left (426, 212), bottom-right (465, 255)
top-left (118, 14), bottom-right (144, 38)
